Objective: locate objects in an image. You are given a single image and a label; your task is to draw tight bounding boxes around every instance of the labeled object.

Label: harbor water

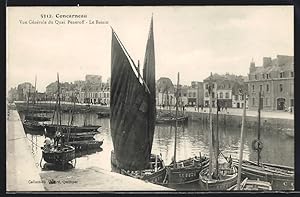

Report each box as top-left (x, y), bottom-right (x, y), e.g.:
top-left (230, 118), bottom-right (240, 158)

top-left (21, 112), bottom-right (294, 190)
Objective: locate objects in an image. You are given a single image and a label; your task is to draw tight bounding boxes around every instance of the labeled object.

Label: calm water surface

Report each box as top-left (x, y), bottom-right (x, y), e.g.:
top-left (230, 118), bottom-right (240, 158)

top-left (23, 112), bottom-right (294, 189)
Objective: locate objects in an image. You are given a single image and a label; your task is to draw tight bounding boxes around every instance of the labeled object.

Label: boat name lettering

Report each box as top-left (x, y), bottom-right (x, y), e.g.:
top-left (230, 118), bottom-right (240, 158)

top-left (179, 172), bottom-right (196, 178)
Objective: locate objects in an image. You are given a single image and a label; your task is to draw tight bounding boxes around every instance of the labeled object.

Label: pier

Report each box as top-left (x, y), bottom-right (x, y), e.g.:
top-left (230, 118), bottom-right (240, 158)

top-left (6, 109), bottom-right (44, 191)
top-left (6, 109), bottom-right (173, 192)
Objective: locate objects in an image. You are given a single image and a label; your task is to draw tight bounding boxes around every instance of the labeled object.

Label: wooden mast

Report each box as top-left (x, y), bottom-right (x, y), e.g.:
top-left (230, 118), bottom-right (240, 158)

top-left (237, 92), bottom-right (247, 190)
top-left (257, 91), bottom-right (262, 165)
top-left (57, 73), bottom-right (62, 130)
top-left (33, 75), bottom-right (37, 104)
top-left (215, 94), bottom-right (219, 178)
top-left (208, 72), bottom-right (213, 180)
top-left (173, 72), bottom-right (180, 168)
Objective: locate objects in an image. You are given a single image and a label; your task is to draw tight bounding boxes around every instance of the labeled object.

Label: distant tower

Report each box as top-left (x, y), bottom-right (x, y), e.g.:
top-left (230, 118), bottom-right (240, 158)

top-left (250, 58), bottom-right (256, 73)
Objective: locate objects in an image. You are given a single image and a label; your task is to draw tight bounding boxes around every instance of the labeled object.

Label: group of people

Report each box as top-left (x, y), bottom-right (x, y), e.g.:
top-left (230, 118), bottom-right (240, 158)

top-left (43, 130), bottom-right (64, 152)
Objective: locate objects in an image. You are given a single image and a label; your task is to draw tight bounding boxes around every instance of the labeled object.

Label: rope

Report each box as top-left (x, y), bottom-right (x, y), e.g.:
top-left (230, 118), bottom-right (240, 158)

top-left (26, 136), bottom-right (42, 148)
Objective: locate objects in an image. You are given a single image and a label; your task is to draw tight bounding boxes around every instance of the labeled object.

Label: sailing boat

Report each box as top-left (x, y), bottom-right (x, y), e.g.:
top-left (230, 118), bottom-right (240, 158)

top-left (40, 73), bottom-right (76, 170)
top-left (156, 81), bottom-right (188, 125)
top-left (164, 73), bottom-right (209, 185)
top-left (110, 17), bottom-right (166, 184)
top-left (228, 91), bottom-right (272, 191)
top-left (231, 91), bottom-right (294, 190)
top-left (44, 90), bottom-right (101, 136)
top-left (199, 73), bottom-right (238, 191)
top-left (24, 75), bottom-right (51, 122)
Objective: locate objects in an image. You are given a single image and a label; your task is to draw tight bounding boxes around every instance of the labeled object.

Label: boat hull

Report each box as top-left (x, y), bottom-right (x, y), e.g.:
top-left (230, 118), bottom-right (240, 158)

top-left (44, 124), bottom-right (100, 134)
top-left (111, 151), bottom-right (166, 185)
top-left (233, 160), bottom-right (294, 190)
top-left (199, 166), bottom-right (238, 191)
top-left (68, 140), bottom-right (103, 152)
top-left (167, 158), bottom-right (210, 185)
top-left (156, 116), bottom-right (188, 124)
top-left (23, 121), bottom-right (45, 133)
top-left (42, 145), bottom-right (75, 166)
top-left (25, 115), bottom-right (51, 121)
top-left (228, 178), bottom-right (272, 191)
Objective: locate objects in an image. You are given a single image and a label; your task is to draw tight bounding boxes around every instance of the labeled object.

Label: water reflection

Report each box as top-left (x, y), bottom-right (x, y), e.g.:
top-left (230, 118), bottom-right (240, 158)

top-left (23, 112), bottom-right (294, 177)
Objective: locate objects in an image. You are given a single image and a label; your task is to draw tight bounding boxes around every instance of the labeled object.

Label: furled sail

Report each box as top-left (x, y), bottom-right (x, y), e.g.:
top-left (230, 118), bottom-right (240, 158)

top-left (110, 18), bottom-right (156, 170)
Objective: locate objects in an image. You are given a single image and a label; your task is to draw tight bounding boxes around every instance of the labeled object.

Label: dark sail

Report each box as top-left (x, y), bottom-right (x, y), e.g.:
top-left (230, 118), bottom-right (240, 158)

top-left (110, 22), bottom-right (155, 170)
top-left (143, 16), bottom-right (156, 153)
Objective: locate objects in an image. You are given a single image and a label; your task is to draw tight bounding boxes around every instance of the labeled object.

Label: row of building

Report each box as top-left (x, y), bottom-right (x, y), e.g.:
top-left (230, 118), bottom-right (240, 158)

top-left (8, 54), bottom-right (294, 111)
top-left (8, 75), bottom-right (111, 105)
top-left (156, 55), bottom-right (294, 111)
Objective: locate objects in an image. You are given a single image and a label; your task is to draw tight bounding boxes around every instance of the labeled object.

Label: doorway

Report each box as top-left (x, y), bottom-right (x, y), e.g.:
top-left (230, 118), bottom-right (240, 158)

top-left (277, 98), bottom-right (285, 110)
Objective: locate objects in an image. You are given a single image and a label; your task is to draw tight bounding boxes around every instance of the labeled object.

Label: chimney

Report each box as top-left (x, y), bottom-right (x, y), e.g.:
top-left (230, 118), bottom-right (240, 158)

top-left (250, 59), bottom-right (255, 73)
top-left (277, 55), bottom-right (293, 66)
top-left (263, 57), bottom-right (272, 67)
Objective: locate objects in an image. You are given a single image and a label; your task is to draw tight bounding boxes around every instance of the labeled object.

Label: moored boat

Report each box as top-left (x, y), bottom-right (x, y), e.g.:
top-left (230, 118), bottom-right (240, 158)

top-left (232, 159), bottom-right (294, 190)
top-left (110, 16), bottom-right (165, 184)
top-left (199, 165), bottom-right (238, 190)
top-left (23, 120), bottom-right (45, 132)
top-left (42, 145), bottom-right (76, 169)
top-left (68, 140), bottom-right (103, 152)
top-left (198, 73), bottom-right (238, 191)
top-left (228, 177), bottom-right (272, 191)
top-left (111, 151), bottom-right (166, 185)
top-left (166, 156), bottom-right (210, 185)
top-left (232, 91), bottom-right (294, 190)
top-left (44, 124), bottom-right (101, 135)
top-left (40, 73), bottom-right (76, 170)
top-left (97, 112), bottom-right (110, 118)
top-left (25, 115), bottom-right (51, 121)
top-left (156, 115), bottom-right (188, 124)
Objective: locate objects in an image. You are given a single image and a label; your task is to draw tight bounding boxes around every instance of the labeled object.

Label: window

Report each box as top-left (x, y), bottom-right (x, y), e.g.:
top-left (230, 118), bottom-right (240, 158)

top-left (193, 92), bottom-right (196, 97)
top-left (183, 93), bottom-right (187, 97)
top-left (266, 74), bottom-right (269, 79)
top-left (291, 72), bottom-right (294, 77)
top-left (280, 72), bottom-right (284, 78)
top-left (189, 93), bottom-right (192, 97)
top-left (266, 84), bottom-right (269, 92)
top-left (280, 84), bottom-right (283, 92)
top-left (260, 85), bottom-right (263, 92)
top-left (228, 84), bottom-right (231, 89)
top-left (265, 98), bottom-right (269, 106)
top-left (225, 92), bottom-right (229, 99)
top-left (220, 92), bottom-right (223, 99)
top-left (252, 85), bottom-right (255, 92)
top-left (107, 93), bottom-right (110, 97)
top-left (212, 92), bottom-right (215, 98)
top-left (291, 99), bottom-right (294, 107)
top-left (255, 75), bottom-right (257, 80)
top-left (262, 74), bottom-right (265, 79)
top-left (205, 92), bottom-right (208, 97)
top-left (252, 98), bottom-right (255, 105)
top-left (205, 84), bottom-right (209, 89)
top-left (212, 84), bottom-right (215, 89)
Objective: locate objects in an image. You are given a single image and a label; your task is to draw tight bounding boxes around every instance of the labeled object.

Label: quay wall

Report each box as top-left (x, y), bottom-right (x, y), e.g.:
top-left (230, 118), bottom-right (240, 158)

top-left (6, 110), bottom-right (45, 192)
top-left (15, 101), bottom-right (293, 131)
top-left (161, 109), bottom-right (294, 132)
top-left (15, 102), bottom-right (109, 113)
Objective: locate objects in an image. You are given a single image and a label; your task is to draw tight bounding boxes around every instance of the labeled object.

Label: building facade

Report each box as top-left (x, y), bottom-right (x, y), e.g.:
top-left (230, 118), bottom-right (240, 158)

top-left (203, 73), bottom-right (247, 108)
top-left (187, 81), bottom-right (204, 107)
top-left (246, 55), bottom-right (294, 111)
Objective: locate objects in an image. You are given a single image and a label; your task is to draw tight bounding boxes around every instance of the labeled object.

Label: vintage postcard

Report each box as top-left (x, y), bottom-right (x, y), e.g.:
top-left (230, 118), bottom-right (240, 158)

top-left (6, 6), bottom-right (294, 192)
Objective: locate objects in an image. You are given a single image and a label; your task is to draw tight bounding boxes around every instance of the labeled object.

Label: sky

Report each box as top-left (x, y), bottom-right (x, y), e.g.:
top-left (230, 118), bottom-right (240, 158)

top-left (7, 6), bottom-right (293, 92)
